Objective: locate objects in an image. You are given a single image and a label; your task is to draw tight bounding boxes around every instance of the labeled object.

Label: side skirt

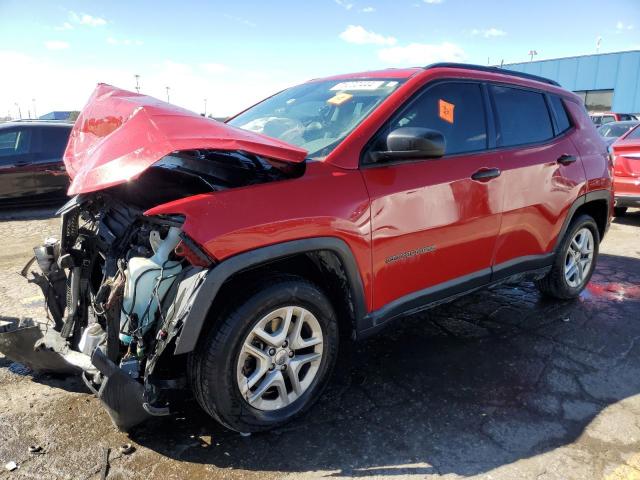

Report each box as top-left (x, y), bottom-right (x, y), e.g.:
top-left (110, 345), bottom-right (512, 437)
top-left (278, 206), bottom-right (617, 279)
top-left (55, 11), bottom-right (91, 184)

top-left (358, 256), bottom-right (553, 340)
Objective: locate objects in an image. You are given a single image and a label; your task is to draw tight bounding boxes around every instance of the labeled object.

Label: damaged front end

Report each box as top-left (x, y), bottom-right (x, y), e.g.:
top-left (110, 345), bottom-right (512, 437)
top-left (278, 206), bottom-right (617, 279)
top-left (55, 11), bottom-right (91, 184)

top-left (0, 84), bottom-right (309, 431)
top-left (1, 150), bottom-right (301, 429)
top-left (1, 190), bottom-right (209, 430)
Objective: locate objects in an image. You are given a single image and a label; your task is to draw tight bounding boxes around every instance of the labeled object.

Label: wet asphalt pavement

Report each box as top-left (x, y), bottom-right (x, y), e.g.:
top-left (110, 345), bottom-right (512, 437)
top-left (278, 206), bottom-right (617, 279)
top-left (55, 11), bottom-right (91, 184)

top-left (1, 207), bottom-right (640, 479)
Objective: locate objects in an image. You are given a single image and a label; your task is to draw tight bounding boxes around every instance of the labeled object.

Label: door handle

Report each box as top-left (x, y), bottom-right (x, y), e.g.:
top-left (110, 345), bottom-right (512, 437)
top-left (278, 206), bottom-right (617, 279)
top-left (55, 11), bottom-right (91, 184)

top-left (471, 167), bottom-right (501, 182)
top-left (557, 154), bottom-right (577, 165)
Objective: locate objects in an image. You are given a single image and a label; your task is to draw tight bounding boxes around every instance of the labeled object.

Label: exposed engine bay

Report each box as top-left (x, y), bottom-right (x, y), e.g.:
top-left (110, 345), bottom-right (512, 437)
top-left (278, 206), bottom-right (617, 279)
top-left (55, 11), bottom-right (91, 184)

top-left (0, 149), bottom-right (304, 430)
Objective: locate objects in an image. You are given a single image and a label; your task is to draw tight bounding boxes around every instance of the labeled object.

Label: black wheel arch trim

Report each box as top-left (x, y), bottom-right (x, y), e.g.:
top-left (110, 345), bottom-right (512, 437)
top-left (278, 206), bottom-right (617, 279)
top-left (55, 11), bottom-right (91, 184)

top-left (173, 237), bottom-right (367, 355)
top-left (553, 189), bottom-right (611, 253)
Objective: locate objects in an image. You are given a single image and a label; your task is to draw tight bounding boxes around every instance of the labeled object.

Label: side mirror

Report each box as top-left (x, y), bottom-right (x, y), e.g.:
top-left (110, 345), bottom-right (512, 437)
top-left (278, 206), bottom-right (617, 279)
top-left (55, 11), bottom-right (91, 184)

top-left (370, 127), bottom-right (445, 163)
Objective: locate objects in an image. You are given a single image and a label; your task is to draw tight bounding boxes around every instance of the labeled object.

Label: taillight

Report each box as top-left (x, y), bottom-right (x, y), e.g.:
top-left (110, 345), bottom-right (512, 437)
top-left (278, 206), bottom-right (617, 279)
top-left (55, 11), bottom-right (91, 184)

top-left (174, 235), bottom-right (214, 267)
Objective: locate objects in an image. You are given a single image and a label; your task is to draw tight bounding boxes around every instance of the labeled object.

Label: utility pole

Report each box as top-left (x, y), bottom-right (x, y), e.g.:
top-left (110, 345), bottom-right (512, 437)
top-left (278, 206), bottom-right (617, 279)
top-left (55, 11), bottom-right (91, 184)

top-left (165, 86), bottom-right (170, 103)
top-left (134, 74), bottom-right (141, 93)
top-left (32, 98), bottom-right (37, 118)
top-left (204, 98), bottom-right (207, 116)
top-left (528, 50), bottom-right (538, 62)
top-left (14, 103), bottom-right (22, 119)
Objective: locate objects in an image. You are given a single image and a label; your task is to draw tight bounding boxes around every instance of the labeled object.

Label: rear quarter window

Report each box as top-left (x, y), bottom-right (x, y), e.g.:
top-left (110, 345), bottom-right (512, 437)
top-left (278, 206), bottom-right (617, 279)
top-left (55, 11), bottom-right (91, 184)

top-left (491, 85), bottom-right (554, 147)
top-left (549, 95), bottom-right (572, 134)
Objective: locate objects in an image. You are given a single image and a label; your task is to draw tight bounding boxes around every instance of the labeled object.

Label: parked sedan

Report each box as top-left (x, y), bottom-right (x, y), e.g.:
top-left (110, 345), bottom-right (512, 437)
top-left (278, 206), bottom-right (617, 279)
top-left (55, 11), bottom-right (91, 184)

top-left (0, 121), bottom-right (72, 204)
top-left (610, 124), bottom-right (640, 216)
top-left (598, 120), bottom-right (640, 147)
top-left (590, 112), bottom-right (638, 126)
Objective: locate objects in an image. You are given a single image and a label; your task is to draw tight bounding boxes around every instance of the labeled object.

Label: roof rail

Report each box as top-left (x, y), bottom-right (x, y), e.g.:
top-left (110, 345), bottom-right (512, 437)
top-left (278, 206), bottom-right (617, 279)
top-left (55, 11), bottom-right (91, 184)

top-left (424, 62), bottom-right (561, 87)
top-left (7, 119), bottom-right (73, 124)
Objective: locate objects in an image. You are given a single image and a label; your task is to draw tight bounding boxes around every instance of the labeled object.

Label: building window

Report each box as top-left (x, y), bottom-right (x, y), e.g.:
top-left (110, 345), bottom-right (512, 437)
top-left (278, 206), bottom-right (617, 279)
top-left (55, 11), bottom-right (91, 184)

top-left (573, 89), bottom-right (613, 112)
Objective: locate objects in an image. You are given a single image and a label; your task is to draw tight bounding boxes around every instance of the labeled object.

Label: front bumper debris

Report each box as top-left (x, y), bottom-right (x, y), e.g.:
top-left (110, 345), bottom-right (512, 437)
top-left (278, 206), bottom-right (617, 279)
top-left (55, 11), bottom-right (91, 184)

top-left (83, 348), bottom-right (151, 431)
top-left (0, 317), bottom-right (82, 374)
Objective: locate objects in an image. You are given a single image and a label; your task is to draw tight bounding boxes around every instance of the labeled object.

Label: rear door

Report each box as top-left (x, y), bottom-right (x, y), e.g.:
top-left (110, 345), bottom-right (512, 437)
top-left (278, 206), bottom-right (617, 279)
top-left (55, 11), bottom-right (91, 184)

top-left (0, 126), bottom-right (36, 199)
top-left (361, 80), bottom-right (504, 311)
top-left (489, 85), bottom-right (584, 279)
top-left (30, 126), bottom-right (71, 195)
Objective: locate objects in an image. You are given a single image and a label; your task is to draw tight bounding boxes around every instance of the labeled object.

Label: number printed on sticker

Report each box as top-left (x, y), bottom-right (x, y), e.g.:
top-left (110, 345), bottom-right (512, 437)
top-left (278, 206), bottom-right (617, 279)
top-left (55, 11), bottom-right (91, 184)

top-left (330, 81), bottom-right (386, 91)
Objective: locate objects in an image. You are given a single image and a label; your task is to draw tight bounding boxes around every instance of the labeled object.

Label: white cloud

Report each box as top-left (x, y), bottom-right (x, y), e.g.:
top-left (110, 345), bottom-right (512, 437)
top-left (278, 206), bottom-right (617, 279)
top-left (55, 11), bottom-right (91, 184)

top-left (424, 0), bottom-right (443, 4)
top-left (44, 40), bottom-right (70, 50)
top-left (107, 37), bottom-right (144, 46)
top-left (378, 42), bottom-right (465, 65)
top-left (471, 28), bottom-right (507, 38)
top-left (339, 25), bottom-right (397, 46)
top-left (54, 22), bottom-right (73, 31)
top-left (361, 6), bottom-right (375, 12)
top-left (69, 11), bottom-right (107, 27)
top-left (0, 50), bottom-right (310, 119)
top-left (335, 0), bottom-right (354, 10)
top-left (616, 21), bottom-right (634, 31)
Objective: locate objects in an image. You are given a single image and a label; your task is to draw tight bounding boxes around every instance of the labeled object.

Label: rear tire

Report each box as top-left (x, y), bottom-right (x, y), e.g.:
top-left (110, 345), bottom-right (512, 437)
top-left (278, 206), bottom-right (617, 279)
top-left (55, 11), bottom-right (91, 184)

top-left (614, 206), bottom-right (627, 217)
top-left (189, 275), bottom-right (339, 432)
top-left (535, 214), bottom-right (599, 300)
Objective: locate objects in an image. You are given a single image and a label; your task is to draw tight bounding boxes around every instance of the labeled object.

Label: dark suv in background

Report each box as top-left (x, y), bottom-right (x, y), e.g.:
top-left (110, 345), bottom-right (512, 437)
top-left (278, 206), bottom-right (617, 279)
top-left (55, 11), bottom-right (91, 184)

top-left (0, 121), bottom-right (72, 204)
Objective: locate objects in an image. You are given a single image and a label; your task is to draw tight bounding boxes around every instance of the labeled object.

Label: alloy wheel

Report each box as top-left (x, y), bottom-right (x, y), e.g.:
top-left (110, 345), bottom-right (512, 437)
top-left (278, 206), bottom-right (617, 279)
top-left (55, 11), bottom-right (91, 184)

top-left (564, 227), bottom-right (594, 288)
top-left (236, 306), bottom-right (324, 411)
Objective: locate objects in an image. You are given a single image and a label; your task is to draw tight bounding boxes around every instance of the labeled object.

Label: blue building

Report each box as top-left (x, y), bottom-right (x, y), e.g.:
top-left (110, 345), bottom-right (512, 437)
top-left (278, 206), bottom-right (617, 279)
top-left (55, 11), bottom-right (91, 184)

top-left (505, 50), bottom-right (640, 114)
top-left (39, 111), bottom-right (74, 120)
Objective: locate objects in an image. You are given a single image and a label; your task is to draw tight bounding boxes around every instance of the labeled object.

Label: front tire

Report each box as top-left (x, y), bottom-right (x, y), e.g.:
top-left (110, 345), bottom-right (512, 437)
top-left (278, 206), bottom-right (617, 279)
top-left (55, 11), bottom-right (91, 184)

top-left (189, 275), bottom-right (339, 432)
top-left (535, 214), bottom-right (599, 299)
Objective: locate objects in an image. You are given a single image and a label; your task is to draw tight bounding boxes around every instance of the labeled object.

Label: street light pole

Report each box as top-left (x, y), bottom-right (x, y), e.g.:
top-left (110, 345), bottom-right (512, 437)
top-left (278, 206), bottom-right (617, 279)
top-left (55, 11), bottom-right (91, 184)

top-left (165, 86), bottom-right (170, 103)
top-left (14, 103), bottom-right (22, 119)
top-left (204, 98), bottom-right (207, 116)
top-left (32, 98), bottom-right (37, 118)
top-left (528, 49), bottom-right (538, 62)
top-left (134, 74), bottom-right (141, 93)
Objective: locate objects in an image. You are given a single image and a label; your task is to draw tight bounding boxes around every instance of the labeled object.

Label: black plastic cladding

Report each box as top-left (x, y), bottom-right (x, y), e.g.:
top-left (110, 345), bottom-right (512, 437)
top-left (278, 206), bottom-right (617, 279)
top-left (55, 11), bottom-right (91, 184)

top-left (425, 63), bottom-right (561, 87)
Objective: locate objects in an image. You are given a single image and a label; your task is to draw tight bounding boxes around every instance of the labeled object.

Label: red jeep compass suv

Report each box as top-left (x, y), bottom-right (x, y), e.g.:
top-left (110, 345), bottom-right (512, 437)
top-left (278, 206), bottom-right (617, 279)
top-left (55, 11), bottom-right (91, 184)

top-left (0, 63), bottom-right (612, 433)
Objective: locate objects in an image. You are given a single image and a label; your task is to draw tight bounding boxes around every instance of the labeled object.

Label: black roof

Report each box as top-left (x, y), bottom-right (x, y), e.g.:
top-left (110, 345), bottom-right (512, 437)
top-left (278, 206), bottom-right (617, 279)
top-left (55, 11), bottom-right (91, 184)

top-left (424, 62), bottom-right (561, 87)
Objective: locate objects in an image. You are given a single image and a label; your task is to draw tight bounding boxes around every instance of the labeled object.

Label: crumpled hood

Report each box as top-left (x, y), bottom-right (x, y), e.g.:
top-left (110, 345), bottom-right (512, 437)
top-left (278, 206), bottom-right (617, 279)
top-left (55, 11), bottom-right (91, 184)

top-left (65, 84), bottom-right (308, 195)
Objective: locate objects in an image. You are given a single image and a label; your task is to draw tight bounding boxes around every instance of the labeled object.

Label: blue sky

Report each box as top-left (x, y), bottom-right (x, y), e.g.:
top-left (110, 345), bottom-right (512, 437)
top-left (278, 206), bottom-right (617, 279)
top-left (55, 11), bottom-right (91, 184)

top-left (1, 0), bottom-right (638, 117)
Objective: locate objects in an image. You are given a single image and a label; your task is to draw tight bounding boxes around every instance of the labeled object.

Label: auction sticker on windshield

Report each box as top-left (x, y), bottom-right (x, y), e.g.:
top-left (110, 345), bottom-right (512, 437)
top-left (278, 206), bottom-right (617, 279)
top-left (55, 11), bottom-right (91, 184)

top-left (331, 81), bottom-right (386, 91)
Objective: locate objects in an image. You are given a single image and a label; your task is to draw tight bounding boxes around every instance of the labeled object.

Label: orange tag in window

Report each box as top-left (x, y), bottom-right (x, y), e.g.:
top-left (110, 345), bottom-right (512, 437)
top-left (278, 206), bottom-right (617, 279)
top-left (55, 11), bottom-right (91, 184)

top-left (327, 92), bottom-right (353, 106)
top-left (439, 99), bottom-right (455, 124)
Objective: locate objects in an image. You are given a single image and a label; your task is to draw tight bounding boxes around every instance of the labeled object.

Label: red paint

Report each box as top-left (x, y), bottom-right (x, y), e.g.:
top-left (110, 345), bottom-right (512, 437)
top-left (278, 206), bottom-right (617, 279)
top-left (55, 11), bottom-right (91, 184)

top-left (362, 150), bottom-right (503, 308)
top-left (584, 282), bottom-right (640, 301)
top-left (611, 125), bottom-right (640, 201)
top-left (64, 84), bottom-right (307, 195)
top-left (69, 67), bottom-right (611, 315)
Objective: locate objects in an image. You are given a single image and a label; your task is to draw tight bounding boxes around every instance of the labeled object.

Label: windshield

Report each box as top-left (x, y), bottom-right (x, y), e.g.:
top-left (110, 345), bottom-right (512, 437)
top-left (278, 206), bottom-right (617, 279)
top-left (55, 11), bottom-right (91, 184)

top-left (599, 122), bottom-right (639, 138)
top-left (228, 79), bottom-right (405, 158)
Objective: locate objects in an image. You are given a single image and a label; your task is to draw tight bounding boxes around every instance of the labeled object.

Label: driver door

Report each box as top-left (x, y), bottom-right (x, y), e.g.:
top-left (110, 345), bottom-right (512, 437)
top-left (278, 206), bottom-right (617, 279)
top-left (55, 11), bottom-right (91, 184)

top-left (361, 81), bottom-right (504, 311)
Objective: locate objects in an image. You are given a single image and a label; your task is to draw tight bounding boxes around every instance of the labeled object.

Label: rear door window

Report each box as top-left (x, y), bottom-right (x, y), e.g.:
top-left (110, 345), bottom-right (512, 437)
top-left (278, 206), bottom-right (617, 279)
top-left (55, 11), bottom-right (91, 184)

top-left (491, 85), bottom-right (554, 147)
top-left (38, 127), bottom-right (71, 158)
top-left (382, 82), bottom-right (488, 156)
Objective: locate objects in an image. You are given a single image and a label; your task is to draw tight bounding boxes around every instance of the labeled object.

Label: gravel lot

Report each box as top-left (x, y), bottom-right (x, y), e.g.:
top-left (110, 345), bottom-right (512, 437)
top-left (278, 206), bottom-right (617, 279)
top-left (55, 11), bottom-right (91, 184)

top-left (1, 206), bottom-right (640, 480)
